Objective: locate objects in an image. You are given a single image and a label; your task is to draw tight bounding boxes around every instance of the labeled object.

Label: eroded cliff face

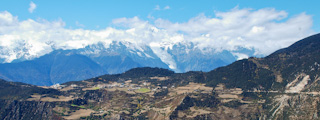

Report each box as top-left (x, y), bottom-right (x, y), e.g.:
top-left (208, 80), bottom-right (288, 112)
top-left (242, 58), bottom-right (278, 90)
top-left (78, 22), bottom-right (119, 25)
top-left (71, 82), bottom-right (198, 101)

top-left (267, 94), bottom-right (320, 120)
top-left (0, 100), bottom-right (60, 120)
top-left (264, 73), bottom-right (320, 120)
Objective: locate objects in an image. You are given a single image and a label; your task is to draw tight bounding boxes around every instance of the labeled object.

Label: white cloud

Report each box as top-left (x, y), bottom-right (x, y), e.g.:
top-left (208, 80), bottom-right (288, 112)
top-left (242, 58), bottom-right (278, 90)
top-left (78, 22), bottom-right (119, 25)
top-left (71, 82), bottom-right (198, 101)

top-left (154, 5), bottom-right (170, 10)
top-left (164, 6), bottom-right (170, 10)
top-left (28, 1), bottom-right (37, 13)
top-left (0, 8), bottom-right (315, 63)
top-left (154, 8), bottom-right (314, 54)
top-left (154, 5), bottom-right (160, 10)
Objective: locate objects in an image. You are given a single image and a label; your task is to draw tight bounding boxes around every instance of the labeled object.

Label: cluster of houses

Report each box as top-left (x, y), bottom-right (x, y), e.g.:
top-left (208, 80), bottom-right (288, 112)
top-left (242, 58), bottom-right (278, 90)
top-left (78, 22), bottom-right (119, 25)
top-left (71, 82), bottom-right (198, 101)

top-left (50, 80), bottom-right (174, 93)
top-left (94, 82), bottom-right (143, 91)
top-left (50, 83), bottom-right (66, 89)
top-left (92, 81), bottom-right (173, 93)
top-left (50, 83), bottom-right (83, 90)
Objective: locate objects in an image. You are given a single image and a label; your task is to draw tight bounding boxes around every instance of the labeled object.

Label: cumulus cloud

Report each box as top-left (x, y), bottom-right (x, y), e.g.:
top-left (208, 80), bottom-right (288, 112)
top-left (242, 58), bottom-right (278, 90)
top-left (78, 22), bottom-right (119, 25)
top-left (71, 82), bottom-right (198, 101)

top-left (28, 1), bottom-right (37, 13)
top-left (0, 8), bottom-right (315, 63)
top-left (155, 8), bottom-right (314, 54)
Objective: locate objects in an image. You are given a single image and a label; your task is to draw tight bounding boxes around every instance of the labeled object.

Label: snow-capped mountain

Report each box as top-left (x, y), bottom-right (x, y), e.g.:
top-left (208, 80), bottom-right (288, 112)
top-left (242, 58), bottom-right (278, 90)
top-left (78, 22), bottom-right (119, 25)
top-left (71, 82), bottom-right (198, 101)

top-left (77, 41), bottom-right (169, 74)
top-left (0, 40), bottom-right (256, 86)
top-left (75, 41), bottom-right (255, 73)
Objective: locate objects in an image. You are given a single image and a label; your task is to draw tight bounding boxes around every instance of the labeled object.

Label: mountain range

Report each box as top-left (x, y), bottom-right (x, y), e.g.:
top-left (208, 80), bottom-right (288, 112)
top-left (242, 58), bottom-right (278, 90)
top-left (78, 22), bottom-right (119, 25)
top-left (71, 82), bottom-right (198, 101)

top-left (0, 41), bottom-right (255, 86)
top-left (0, 33), bottom-right (319, 119)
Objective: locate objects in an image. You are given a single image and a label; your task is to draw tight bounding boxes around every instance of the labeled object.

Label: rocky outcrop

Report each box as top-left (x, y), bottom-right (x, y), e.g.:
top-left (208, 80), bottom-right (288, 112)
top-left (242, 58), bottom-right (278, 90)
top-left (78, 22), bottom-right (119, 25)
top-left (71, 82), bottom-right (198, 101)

top-left (0, 100), bottom-right (58, 120)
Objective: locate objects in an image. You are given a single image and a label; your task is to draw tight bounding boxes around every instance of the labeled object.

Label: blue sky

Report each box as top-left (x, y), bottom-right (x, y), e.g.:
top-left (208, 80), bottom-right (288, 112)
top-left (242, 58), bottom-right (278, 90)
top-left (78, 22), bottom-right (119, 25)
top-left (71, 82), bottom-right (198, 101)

top-left (0, 0), bottom-right (319, 31)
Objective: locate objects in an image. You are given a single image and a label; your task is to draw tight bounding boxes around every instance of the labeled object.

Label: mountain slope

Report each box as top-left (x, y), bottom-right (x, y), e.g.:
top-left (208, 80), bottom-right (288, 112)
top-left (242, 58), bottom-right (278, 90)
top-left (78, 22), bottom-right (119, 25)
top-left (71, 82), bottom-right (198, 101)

top-left (77, 41), bottom-right (240, 73)
top-left (79, 42), bottom-right (170, 74)
top-left (0, 79), bottom-right (61, 120)
top-left (0, 50), bottom-right (105, 86)
top-left (199, 33), bottom-right (320, 92)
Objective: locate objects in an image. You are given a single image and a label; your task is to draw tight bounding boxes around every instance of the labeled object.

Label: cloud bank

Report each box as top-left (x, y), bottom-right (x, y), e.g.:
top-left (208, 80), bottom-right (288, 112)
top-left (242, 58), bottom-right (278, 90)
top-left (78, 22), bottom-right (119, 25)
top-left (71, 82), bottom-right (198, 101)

top-left (0, 8), bottom-right (315, 62)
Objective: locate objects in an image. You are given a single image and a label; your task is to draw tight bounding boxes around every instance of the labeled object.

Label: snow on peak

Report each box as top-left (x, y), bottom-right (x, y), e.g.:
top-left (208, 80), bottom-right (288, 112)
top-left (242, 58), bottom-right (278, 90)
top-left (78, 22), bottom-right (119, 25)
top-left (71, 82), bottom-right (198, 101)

top-left (232, 52), bottom-right (249, 60)
top-left (149, 42), bottom-right (179, 71)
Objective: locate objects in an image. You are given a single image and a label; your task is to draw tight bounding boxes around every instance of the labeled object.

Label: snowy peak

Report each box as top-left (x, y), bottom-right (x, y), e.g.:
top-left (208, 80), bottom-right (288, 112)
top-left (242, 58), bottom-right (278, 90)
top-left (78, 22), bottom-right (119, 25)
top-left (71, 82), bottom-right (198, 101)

top-left (0, 40), bottom-right (255, 73)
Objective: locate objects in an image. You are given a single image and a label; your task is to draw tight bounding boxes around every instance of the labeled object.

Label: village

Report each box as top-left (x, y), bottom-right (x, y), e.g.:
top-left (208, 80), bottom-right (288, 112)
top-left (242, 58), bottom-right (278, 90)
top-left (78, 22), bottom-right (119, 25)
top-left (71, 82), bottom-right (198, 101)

top-left (50, 78), bottom-right (173, 95)
top-left (49, 76), bottom-right (216, 97)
